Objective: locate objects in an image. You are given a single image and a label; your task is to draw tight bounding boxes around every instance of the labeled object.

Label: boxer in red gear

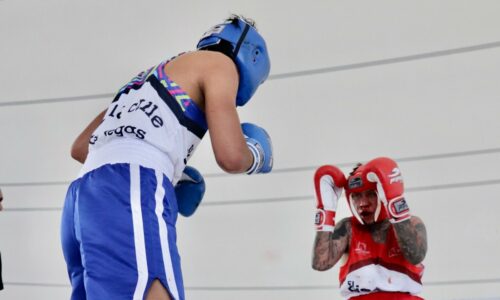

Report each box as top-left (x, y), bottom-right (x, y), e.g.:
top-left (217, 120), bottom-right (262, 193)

top-left (312, 157), bottom-right (427, 299)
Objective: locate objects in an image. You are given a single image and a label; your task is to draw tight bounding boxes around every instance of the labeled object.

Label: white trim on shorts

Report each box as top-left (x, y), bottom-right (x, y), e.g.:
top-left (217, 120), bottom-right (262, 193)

top-left (131, 164), bottom-right (149, 299)
top-left (155, 170), bottom-right (180, 299)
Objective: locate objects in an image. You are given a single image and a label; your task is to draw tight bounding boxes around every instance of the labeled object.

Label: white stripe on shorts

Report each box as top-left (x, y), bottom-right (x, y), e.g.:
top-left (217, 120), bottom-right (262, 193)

top-left (155, 170), bottom-right (180, 300)
top-left (131, 164), bottom-right (148, 300)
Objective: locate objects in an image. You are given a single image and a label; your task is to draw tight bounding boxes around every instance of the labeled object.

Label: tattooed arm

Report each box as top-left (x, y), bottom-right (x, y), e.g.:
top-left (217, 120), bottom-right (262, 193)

top-left (392, 215), bottom-right (427, 265)
top-left (312, 217), bottom-right (351, 271)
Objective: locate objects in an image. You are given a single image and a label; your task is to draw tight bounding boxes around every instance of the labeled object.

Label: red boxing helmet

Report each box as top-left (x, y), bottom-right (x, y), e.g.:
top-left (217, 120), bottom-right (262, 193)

top-left (345, 163), bottom-right (388, 225)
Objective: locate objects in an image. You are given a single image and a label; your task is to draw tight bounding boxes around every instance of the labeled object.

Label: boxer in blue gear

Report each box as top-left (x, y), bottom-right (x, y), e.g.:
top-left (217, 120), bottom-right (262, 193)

top-left (61, 15), bottom-right (273, 300)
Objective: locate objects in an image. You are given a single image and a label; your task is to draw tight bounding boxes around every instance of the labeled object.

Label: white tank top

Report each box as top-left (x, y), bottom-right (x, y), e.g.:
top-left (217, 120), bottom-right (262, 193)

top-left (79, 57), bottom-right (207, 184)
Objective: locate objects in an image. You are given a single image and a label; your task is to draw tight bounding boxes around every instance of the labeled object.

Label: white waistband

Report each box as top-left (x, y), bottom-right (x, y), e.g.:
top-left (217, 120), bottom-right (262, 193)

top-left (78, 139), bottom-right (174, 179)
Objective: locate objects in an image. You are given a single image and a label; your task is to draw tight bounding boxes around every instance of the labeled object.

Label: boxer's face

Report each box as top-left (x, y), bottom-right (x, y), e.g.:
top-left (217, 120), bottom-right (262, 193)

top-left (351, 189), bottom-right (378, 224)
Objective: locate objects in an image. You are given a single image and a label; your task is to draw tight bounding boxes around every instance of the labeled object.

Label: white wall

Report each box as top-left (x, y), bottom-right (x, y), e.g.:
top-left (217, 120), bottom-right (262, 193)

top-left (1, 0), bottom-right (500, 299)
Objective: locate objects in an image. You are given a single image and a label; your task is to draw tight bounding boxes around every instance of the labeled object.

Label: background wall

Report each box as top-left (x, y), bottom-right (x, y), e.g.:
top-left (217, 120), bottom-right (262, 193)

top-left (1, 0), bottom-right (500, 299)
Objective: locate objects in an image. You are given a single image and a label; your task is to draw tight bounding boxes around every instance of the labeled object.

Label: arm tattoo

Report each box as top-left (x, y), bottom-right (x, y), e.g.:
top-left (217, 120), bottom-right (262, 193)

top-left (312, 232), bottom-right (334, 271)
top-left (331, 220), bottom-right (348, 240)
top-left (312, 219), bottom-right (350, 271)
top-left (393, 217), bottom-right (427, 265)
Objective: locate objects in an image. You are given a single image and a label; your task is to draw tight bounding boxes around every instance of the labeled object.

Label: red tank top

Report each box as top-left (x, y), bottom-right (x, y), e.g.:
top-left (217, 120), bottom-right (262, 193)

top-left (339, 218), bottom-right (424, 299)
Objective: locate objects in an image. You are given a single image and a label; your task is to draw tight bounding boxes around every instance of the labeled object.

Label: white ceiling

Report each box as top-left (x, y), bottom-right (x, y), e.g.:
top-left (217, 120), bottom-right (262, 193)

top-left (1, 0), bottom-right (500, 299)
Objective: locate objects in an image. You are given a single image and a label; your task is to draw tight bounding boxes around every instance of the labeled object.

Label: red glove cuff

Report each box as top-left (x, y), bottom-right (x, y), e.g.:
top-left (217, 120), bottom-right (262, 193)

top-left (315, 209), bottom-right (336, 232)
top-left (387, 196), bottom-right (411, 223)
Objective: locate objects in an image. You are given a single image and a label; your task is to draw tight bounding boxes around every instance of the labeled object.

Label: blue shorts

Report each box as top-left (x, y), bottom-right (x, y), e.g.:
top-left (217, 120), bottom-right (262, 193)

top-left (61, 163), bottom-right (184, 300)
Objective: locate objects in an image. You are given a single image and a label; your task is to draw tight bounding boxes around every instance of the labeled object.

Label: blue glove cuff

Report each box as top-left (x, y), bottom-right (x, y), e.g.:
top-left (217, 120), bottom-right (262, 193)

top-left (245, 140), bottom-right (263, 174)
top-left (241, 122), bottom-right (273, 174)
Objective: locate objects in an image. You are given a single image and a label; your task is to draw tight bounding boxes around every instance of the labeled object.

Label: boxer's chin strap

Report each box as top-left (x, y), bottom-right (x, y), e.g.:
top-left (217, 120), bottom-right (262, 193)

top-left (373, 190), bottom-right (382, 223)
top-left (233, 23), bottom-right (250, 57)
top-left (349, 195), bottom-right (365, 225)
top-left (349, 192), bottom-right (385, 225)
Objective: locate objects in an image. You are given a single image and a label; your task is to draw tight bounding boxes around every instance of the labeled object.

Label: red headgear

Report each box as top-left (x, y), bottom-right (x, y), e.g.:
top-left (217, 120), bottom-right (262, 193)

top-left (345, 163), bottom-right (388, 225)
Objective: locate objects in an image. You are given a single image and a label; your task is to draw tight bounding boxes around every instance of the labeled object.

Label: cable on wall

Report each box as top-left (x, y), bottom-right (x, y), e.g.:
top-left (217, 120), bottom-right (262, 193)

top-left (1, 147), bottom-right (500, 186)
top-left (4, 178), bottom-right (500, 212)
top-left (1, 41), bottom-right (500, 108)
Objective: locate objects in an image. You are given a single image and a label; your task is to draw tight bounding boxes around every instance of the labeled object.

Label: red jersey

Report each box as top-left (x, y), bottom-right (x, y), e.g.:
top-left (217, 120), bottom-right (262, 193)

top-left (339, 218), bottom-right (424, 299)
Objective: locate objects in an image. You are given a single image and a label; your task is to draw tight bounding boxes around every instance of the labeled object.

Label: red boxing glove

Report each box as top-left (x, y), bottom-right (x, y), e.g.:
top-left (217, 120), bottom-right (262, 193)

top-left (314, 165), bottom-right (347, 232)
top-left (365, 157), bottom-right (411, 223)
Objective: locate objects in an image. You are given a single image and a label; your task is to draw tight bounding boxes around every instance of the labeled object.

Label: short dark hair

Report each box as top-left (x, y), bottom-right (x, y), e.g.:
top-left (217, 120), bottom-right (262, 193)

top-left (349, 163), bottom-right (363, 176)
top-left (198, 14), bottom-right (257, 61)
top-left (226, 14), bottom-right (256, 28)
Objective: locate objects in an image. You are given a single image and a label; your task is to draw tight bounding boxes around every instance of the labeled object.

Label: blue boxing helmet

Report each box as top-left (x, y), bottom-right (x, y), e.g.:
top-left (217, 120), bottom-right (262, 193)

top-left (197, 16), bottom-right (271, 106)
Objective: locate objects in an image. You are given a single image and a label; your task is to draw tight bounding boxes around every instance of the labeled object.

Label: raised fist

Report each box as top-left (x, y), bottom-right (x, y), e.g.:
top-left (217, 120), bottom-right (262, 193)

top-left (314, 165), bottom-right (346, 231)
top-left (365, 157), bottom-right (410, 223)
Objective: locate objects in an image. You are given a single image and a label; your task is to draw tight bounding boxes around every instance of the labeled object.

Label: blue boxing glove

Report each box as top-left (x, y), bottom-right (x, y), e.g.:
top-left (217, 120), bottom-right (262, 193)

top-left (242, 123), bottom-right (274, 174)
top-left (175, 166), bottom-right (206, 217)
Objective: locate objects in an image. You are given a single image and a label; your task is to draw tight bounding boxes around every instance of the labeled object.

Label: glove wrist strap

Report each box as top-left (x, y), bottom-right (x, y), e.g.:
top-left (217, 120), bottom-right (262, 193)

top-left (315, 209), bottom-right (336, 232)
top-left (387, 196), bottom-right (411, 223)
top-left (246, 141), bottom-right (263, 175)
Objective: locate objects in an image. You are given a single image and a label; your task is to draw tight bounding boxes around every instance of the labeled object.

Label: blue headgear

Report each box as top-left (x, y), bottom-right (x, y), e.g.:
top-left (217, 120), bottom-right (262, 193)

top-left (197, 17), bottom-right (271, 106)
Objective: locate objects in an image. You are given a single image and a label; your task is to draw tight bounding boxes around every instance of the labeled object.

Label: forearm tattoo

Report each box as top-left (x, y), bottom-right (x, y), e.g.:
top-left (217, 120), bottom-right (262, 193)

top-left (312, 232), bottom-right (334, 271)
top-left (393, 217), bottom-right (427, 265)
top-left (312, 219), bottom-right (350, 271)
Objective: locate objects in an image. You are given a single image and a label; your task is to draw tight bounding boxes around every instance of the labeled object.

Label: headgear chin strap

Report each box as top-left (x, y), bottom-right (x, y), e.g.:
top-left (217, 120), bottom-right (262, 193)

top-left (197, 17), bottom-right (271, 106)
top-left (345, 164), bottom-right (388, 225)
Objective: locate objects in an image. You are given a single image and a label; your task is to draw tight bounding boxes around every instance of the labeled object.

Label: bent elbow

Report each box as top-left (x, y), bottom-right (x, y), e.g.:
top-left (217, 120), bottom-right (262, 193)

top-left (312, 259), bottom-right (334, 271)
top-left (406, 253), bottom-right (426, 265)
top-left (71, 150), bottom-right (85, 164)
top-left (70, 143), bottom-right (87, 164)
top-left (312, 263), bottom-right (331, 272)
top-left (216, 153), bottom-right (247, 174)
